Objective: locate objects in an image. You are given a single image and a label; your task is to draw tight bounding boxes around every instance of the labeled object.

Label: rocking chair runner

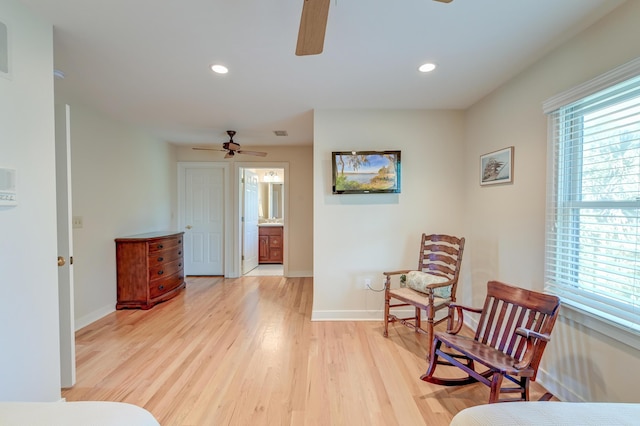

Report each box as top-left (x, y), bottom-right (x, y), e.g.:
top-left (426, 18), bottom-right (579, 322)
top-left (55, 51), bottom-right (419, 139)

top-left (383, 234), bottom-right (465, 354)
top-left (421, 280), bottom-right (561, 403)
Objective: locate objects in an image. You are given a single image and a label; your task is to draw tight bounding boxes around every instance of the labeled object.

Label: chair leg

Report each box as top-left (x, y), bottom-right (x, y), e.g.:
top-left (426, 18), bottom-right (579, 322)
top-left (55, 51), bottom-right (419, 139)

top-left (521, 377), bottom-right (530, 401)
top-left (489, 374), bottom-right (504, 404)
top-left (415, 307), bottom-right (421, 331)
top-left (426, 305), bottom-right (434, 356)
top-left (383, 289), bottom-right (390, 337)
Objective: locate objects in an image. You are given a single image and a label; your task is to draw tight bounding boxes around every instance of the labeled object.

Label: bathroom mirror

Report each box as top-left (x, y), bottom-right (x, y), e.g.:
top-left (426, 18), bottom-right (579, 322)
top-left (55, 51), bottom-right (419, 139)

top-left (259, 182), bottom-right (284, 220)
top-left (270, 183), bottom-right (283, 218)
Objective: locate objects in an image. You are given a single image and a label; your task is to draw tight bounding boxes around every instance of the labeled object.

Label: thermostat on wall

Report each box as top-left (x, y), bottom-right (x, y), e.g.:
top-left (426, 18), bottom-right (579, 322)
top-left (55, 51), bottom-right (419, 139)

top-left (0, 167), bottom-right (17, 206)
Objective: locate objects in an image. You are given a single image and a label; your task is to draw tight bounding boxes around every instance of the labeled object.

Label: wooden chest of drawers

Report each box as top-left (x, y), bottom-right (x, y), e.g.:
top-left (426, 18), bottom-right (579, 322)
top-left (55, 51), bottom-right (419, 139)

top-left (115, 231), bottom-right (186, 309)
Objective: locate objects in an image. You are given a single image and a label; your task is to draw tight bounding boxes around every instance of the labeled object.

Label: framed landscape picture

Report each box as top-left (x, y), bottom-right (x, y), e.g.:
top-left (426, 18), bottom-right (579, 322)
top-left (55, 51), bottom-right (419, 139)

top-left (480, 146), bottom-right (513, 186)
top-left (331, 150), bottom-right (401, 194)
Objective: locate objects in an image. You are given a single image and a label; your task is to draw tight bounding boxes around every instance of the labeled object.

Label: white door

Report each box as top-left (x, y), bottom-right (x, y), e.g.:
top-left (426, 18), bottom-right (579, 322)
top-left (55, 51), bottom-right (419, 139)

top-left (55, 104), bottom-right (75, 387)
top-left (182, 166), bottom-right (224, 275)
top-left (242, 169), bottom-right (259, 274)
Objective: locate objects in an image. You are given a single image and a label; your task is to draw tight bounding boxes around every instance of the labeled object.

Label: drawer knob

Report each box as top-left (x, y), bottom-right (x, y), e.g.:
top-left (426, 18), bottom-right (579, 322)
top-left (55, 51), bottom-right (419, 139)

top-left (158, 270), bottom-right (164, 275)
top-left (158, 244), bottom-right (164, 249)
top-left (178, 239), bottom-right (182, 243)
top-left (158, 285), bottom-right (165, 290)
top-left (178, 251), bottom-right (182, 255)
top-left (179, 263), bottom-right (182, 267)
top-left (158, 257), bottom-right (164, 262)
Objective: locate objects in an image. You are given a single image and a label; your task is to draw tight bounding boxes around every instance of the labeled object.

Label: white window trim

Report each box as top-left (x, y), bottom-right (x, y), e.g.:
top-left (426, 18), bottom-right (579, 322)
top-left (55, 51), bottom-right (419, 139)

top-left (543, 56), bottom-right (640, 114)
top-left (543, 55), bottom-right (640, 349)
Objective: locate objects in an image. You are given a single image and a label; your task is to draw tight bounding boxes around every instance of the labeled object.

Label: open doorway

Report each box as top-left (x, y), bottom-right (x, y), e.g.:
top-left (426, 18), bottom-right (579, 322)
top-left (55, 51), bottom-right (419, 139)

top-left (240, 166), bottom-right (286, 277)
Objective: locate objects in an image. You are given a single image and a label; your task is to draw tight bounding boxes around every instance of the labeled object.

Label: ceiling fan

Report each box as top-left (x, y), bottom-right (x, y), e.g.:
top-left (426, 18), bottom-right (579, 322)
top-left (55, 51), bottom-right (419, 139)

top-left (296, 0), bottom-right (453, 56)
top-left (192, 130), bottom-right (268, 159)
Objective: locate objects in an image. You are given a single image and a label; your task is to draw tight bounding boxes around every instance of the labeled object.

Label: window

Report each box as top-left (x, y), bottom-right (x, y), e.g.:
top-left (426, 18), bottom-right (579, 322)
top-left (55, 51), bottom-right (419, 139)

top-left (544, 58), bottom-right (640, 334)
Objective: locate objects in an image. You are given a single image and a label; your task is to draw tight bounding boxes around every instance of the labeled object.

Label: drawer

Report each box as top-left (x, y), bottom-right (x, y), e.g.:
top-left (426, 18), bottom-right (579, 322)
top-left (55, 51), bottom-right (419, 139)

top-left (148, 246), bottom-right (183, 265)
top-left (149, 272), bottom-right (184, 299)
top-left (269, 236), bottom-right (282, 248)
top-left (259, 226), bottom-right (282, 237)
top-left (269, 248), bottom-right (282, 260)
top-left (148, 235), bottom-right (183, 253)
top-left (149, 258), bottom-right (183, 281)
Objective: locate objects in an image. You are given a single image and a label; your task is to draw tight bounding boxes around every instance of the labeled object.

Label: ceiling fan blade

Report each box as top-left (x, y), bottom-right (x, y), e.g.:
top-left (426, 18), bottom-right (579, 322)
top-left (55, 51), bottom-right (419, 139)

top-left (237, 150), bottom-right (267, 157)
top-left (192, 147), bottom-right (225, 151)
top-left (296, 0), bottom-right (330, 56)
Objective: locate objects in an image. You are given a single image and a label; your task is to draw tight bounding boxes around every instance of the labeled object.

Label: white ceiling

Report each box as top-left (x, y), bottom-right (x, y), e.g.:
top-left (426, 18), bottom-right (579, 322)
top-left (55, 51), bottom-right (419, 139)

top-left (21, 0), bottom-right (624, 147)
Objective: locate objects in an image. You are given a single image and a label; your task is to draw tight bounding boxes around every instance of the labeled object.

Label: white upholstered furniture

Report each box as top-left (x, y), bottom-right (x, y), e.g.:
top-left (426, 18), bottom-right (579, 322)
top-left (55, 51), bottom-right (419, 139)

top-left (0, 401), bottom-right (159, 426)
top-left (450, 401), bottom-right (640, 426)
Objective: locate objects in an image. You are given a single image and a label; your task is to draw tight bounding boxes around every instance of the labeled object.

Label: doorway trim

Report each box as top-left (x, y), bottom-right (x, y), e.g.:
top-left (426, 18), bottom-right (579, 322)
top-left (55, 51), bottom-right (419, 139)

top-left (177, 162), bottom-right (232, 276)
top-left (55, 103), bottom-right (75, 387)
top-left (234, 162), bottom-right (289, 278)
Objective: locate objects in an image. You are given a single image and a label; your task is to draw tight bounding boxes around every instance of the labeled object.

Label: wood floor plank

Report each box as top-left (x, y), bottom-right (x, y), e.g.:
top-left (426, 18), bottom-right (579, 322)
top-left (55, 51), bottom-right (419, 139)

top-left (63, 276), bottom-right (552, 425)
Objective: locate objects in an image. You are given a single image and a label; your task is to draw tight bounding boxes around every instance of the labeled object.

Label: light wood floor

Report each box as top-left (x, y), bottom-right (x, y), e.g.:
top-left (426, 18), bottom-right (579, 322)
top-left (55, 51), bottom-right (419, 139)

top-left (63, 276), bottom-right (551, 425)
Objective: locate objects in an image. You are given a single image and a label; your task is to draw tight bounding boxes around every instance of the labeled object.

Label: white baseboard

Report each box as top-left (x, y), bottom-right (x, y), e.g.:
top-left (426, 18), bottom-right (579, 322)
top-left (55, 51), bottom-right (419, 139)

top-left (311, 308), bottom-right (433, 321)
top-left (311, 308), bottom-right (454, 321)
top-left (311, 310), bottom-right (383, 321)
top-left (74, 304), bottom-right (114, 331)
top-left (286, 269), bottom-right (313, 277)
top-left (535, 367), bottom-right (584, 402)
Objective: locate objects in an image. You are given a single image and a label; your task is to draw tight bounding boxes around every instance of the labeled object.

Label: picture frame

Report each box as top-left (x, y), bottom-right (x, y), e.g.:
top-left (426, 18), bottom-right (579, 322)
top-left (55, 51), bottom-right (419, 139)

top-left (480, 146), bottom-right (513, 186)
top-left (331, 150), bottom-right (401, 194)
top-left (0, 20), bottom-right (11, 80)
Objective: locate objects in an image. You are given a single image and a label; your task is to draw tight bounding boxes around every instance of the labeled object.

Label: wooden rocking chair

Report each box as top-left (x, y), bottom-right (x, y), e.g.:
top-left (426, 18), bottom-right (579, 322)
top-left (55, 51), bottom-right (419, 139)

top-left (421, 280), bottom-right (560, 403)
top-left (383, 234), bottom-right (465, 355)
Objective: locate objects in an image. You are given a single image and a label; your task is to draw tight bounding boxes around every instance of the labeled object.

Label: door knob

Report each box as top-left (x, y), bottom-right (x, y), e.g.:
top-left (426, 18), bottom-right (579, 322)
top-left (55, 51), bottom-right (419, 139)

top-left (57, 256), bottom-right (66, 267)
top-left (185, 225), bottom-right (193, 229)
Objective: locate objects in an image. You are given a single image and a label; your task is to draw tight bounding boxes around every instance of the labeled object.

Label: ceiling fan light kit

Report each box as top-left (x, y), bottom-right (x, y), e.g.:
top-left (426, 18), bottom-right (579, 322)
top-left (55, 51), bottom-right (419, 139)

top-left (192, 130), bottom-right (268, 158)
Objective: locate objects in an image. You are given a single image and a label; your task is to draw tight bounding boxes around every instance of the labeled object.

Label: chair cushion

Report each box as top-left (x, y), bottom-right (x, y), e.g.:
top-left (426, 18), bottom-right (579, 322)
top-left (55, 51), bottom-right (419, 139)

top-left (406, 271), bottom-right (451, 297)
top-left (389, 287), bottom-right (451, 310)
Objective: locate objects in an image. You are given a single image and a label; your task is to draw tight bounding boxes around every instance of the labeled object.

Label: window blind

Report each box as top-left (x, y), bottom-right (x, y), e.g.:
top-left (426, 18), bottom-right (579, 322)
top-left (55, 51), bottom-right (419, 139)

top-left (545, 58), bottom-right (640, 334)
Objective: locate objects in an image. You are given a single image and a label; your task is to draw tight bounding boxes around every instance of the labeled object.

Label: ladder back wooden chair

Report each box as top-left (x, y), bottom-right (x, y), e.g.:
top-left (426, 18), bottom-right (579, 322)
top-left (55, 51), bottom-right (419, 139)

top-left (383, 234), bottom-right (465, 354)
top-left (421, 280), bottom-right (561, 403)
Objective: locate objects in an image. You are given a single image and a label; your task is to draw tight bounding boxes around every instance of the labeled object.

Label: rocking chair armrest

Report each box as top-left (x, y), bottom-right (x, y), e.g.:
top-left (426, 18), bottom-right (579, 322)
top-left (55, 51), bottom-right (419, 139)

top-left (382, 269), bottom-right (412, 277)
top-left (448, 303), bottom-right (483, 314)
top-left (426, 279), bottom-right (454, 289)
top-left (513, 327), bottom-right (551, 370)
top-left (515, 327), bottom-right (551, 342)
top-left (446, 303), bottom-right (483, 334)
top-left (383, 269), bottom-right (412, 290)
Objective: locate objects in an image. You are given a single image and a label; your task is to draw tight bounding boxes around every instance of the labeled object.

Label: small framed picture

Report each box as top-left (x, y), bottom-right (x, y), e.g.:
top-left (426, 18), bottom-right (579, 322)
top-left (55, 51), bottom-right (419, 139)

top-left (480, 146), bottom-right (513, 186)
top-left (0, 20), bottom-right (11, 80)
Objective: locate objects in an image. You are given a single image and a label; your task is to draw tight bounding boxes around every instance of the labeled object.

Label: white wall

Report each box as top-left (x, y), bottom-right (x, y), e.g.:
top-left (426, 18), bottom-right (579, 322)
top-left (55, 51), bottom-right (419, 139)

top-left (463, 0), bottom-right (640, 402)
top-left (57, 101), bottom-right (177, 328)
top-left (0, 0), bottom-right (61, 401)
top-left (313, 109), bottom-right (465, 320)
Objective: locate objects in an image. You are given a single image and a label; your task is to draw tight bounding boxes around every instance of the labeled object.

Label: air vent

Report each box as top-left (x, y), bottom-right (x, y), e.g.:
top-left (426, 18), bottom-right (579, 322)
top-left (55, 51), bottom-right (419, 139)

top-left (273, 130), bottom-right (288, 137)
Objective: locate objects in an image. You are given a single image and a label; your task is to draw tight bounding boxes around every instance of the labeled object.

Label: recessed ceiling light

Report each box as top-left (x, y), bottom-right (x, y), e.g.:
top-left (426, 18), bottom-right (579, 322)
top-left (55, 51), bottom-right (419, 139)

top-left (210, 64), bottom-right (228, 74)
top-left (418, 63), bottom-right (437, 73)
